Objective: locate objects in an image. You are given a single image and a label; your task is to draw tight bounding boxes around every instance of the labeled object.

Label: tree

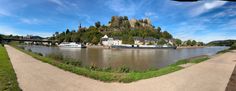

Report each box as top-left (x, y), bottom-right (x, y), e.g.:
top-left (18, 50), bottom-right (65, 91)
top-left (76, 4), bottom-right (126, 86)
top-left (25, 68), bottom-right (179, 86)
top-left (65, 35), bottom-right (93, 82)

top-left (65, 34), bottom-right (71, 42)
top-left (91, 36), bottom-right (99, 44)
top-left (162, 31), bottom-right (172, 39)
top-left (191, 40), bottom-right (197, 46)
top-left (0, 34), bottom-right (3, 44)
top-left (122, 35), bottom-right (134, 44)
top-left (135, 22), bottom-right (141, 27)
top-left (55, 32), bottom-right (59, 36)
top-left (95, 21), bottom-right (101, 28)
top-left (156, 27), bottom-right (161, 33)
top-left (186, 40), bottom-right (192, 46)
top-left (197, 42), bottom-right (204, 46)
top-left (175, 39), bottom-right (182, 46)
top-left (66, 29), bottom-right (70, 34)
top-left (157, 38), bottom-right (167, 45)
top-left (124, 16), bottom-right (128, 20)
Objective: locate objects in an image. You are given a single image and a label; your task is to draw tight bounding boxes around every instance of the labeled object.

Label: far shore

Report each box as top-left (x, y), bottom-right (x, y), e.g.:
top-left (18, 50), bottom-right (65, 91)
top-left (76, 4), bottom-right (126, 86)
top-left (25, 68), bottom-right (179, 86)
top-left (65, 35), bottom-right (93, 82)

top-left (177, 46), bottom-right (206, 49)
top-left (87, 45), bottom-right (207, 49)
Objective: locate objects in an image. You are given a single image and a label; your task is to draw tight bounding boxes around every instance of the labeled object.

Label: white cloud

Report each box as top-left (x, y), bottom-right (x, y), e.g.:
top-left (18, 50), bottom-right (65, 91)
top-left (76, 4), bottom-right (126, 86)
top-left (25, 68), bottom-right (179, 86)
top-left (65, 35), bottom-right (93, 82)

top-left (0, 0), bottom-right (28, 17)
top-left (0, 25), bottom-right (52, 37)
top-left (212, 8), bottom-right (236, 18)
top-left (0, 26), bottom-right (18, 35)
top-left (190, 1), bottom-right (227, 17)
top-left (170, 20), bottom-right (236, 43)
top-left (20, 18), bottom-right (41, 24)
top-left (144, 12), bottom-right (158, 20)
top-left (105, 0), bottom-right (146, 17)
top-left (106, 0), bottom-right (136, 16)
top-left (49, 0), bottom-right (65, 7)
top-left (0, 9), bottom-right (11, 16)
top-left (145, 12), bottom-right (155, 16)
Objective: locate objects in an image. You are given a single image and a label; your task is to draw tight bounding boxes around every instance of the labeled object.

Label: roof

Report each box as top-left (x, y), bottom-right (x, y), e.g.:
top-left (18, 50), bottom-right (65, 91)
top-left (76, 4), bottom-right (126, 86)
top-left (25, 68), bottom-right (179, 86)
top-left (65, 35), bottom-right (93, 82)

top-left (102, 35), bottom-right (108, 38)
top-left (101, 38), bottom-right (108, 41)
top-left (144, 37), bottom-right (157, 41)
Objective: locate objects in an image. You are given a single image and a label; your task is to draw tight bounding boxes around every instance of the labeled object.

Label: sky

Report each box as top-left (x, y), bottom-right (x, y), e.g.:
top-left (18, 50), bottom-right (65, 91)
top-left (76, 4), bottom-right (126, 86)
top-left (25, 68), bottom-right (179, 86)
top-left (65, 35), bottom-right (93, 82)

top-left (0, 0), bottom-right (236, 43)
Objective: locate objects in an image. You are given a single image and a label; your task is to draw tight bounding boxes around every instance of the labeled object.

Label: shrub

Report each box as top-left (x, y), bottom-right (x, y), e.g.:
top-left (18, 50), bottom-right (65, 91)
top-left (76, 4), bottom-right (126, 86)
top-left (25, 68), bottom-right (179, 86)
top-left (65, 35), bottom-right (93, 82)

top-left (118, 66), bottom-right (130, 73)
top-left (37, 53), bottom-right (43, 56)
top-left (89, 64), bottom-right (98, 70)
top-left (229, 43), bottom-right (236, 50)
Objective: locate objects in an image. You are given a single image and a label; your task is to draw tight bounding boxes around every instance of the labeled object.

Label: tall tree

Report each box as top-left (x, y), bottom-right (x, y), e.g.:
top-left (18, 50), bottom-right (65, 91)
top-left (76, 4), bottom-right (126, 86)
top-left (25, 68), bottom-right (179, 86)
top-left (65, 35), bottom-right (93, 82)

top-left (162, 31), bottom-right (172, 39)
top-left (186, 40), bottom-right (192, 46)
top-left (156, 27), bottom-right (161, 33)
top-left (66, 29), bottom-right (70, 34)
top-left (175, 39), bottom-right (182, 46)
top-left (157, 38), bottom-right (167, 45)
top-left (95, 21), bottom-right (101, 28)
top-left (191, 40), bottom-right (197, 46)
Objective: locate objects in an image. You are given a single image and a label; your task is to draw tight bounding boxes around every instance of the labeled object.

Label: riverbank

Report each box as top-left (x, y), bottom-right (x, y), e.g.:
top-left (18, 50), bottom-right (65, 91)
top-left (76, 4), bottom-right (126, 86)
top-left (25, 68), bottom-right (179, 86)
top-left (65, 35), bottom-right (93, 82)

top-left (9, 42), bottom-right (209, 82)
top-left (177, 46), bottom-right (206, 49)
top-left (0, 45), bottom-right (21, 91)
top-left (5, 44), bottom-right (236, 91)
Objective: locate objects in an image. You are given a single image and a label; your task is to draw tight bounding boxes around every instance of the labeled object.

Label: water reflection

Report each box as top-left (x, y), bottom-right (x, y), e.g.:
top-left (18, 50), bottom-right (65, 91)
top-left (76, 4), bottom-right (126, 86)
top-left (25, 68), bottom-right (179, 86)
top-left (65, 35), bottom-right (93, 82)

top-left (22, 45), bottom-right (228, 71)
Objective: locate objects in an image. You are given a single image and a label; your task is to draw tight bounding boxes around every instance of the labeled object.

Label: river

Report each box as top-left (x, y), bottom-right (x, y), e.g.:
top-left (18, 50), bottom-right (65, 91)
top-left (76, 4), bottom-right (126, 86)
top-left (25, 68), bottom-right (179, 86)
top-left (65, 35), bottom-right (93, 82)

top-left (21, 45), bottom-right (228, 71)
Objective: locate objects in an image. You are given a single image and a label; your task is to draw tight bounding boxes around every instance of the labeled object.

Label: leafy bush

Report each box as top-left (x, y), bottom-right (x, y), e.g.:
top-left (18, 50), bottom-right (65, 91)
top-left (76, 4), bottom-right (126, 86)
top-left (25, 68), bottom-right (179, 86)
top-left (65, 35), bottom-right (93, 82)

top-left (229, 43), bottom-right (236, 50)
top-left (119, 66), bottom-right (130, 73)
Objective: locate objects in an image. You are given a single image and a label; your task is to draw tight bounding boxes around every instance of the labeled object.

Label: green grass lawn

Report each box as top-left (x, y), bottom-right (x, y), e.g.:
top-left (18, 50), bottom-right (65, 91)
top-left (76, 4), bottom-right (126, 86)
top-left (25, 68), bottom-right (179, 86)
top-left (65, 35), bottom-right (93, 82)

top-left (0, 45), bottom-right (21, 91)
top-left (9, 42), bottom-right (209, 83)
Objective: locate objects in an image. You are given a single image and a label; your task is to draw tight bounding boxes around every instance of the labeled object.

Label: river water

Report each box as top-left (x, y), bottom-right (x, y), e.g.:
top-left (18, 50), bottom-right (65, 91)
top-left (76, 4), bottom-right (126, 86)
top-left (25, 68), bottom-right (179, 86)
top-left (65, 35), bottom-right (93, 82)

top-left (21, 45), bottom-right (228, 71)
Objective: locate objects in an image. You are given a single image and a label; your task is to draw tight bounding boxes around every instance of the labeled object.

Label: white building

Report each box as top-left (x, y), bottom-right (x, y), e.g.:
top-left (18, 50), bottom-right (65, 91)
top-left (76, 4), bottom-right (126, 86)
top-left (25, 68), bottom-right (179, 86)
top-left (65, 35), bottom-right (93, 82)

top-left (101, 35), bottom-right (122, 46)
top-left (112, 37), bottom-right (122, 45)
top-left (133, 37), bottom-right (144, 45)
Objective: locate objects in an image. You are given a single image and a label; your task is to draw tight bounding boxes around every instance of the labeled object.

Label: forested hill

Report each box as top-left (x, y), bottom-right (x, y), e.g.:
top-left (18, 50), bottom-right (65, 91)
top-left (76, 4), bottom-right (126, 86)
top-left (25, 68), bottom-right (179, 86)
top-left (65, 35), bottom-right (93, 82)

top-left (207, 40), bottom-right (236, 46)
top-left (50, 16), bottom-right (173, 44)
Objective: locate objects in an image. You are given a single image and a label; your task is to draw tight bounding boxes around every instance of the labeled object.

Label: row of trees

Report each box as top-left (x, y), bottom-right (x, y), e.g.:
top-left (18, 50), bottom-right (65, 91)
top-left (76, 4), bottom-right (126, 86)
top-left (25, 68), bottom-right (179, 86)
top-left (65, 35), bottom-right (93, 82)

top-left (173, 39), bottom-right (204, 46)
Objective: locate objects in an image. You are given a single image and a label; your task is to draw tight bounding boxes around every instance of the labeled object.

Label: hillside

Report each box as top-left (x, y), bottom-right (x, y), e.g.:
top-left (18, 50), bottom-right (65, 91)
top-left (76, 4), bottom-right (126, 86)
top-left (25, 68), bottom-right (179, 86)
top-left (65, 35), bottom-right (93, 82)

top-left (51, 16), bottom-right (173, 44)
top-left (207, 40), bottom-right (236, 46)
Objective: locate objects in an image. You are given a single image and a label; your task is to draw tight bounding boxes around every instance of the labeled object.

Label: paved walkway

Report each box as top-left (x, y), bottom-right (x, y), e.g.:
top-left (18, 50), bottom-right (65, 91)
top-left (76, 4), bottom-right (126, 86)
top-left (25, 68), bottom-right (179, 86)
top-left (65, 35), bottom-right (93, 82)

top-left (5, 45), bottom-right (236, 91)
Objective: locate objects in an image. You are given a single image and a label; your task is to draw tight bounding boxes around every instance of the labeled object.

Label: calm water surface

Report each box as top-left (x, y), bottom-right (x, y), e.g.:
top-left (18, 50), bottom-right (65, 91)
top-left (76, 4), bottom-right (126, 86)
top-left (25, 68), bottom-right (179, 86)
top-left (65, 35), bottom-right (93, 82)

top-left (22, 45), bottom-right (228, 71)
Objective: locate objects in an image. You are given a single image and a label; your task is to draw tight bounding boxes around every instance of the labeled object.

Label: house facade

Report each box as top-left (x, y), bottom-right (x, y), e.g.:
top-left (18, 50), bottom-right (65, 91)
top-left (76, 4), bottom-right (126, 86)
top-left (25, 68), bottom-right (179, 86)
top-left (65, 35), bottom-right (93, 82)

top-left (101, 35), bottom-right (122, 46)
top-left (144, 37), bottom-right (157, 45)
top-left (133, 37), bottom-right (144, 45)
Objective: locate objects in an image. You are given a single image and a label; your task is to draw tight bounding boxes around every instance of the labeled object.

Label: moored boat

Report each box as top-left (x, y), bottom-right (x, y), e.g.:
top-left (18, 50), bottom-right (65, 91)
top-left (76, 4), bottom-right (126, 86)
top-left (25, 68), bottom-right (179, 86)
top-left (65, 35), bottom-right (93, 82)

top-left (58, 42), bottom-right (86, 48)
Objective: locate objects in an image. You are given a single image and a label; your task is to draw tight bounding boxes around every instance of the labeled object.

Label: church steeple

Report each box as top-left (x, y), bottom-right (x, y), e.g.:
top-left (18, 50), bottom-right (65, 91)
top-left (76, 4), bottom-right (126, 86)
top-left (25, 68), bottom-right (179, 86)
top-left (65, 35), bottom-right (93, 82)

top-left (78, 23), bottom-right (82, 32)
top-left (79, 23), bottom-right (81, 29)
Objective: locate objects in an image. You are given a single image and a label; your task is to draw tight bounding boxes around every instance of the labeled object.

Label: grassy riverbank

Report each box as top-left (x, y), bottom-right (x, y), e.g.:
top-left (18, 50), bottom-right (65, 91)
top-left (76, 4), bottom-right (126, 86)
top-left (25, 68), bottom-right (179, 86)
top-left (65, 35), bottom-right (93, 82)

top-left (0, 45), bottom-right (21, 91)
top-left (9, 42), bottom-right (209, 83)
top-left (217, 43), bottom-right (236, 54)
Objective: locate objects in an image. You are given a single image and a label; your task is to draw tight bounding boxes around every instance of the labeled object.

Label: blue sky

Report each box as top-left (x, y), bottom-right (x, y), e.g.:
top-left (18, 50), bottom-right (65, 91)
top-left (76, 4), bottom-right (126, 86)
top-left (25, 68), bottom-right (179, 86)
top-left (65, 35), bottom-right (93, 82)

top-left (0, 0), bottom-right (235, 43)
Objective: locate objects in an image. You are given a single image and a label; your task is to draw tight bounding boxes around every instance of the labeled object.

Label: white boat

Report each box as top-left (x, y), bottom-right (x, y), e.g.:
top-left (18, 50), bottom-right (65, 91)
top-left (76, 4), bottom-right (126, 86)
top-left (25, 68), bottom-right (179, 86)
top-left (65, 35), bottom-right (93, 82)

top-left (58, 42), bottom-right (86, 48)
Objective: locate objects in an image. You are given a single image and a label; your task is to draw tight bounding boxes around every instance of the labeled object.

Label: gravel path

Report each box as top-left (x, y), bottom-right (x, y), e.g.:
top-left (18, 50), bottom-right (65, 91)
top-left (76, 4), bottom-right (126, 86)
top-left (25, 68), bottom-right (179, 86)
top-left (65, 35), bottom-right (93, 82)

top-left (5, 45), bottom-right (236, 91)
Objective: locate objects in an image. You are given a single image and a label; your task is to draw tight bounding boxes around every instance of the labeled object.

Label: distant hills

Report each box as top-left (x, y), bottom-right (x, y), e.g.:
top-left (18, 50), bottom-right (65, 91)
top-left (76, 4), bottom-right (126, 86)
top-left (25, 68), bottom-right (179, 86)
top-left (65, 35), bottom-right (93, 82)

top-left (207, 40), bottom-right (236, 46)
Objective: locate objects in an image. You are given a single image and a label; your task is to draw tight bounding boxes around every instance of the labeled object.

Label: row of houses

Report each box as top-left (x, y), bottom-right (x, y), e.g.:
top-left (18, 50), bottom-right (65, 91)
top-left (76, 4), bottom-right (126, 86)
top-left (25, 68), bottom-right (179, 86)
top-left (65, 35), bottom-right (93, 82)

top-left (101, 35), bottom-right (173, 46)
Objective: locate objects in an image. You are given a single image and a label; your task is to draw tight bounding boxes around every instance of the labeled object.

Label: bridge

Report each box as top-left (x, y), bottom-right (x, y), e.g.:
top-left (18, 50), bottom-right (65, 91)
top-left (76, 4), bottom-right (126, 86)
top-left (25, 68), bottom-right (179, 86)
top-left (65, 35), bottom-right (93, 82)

top-left (2, 38), bottom-right (58, 45)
